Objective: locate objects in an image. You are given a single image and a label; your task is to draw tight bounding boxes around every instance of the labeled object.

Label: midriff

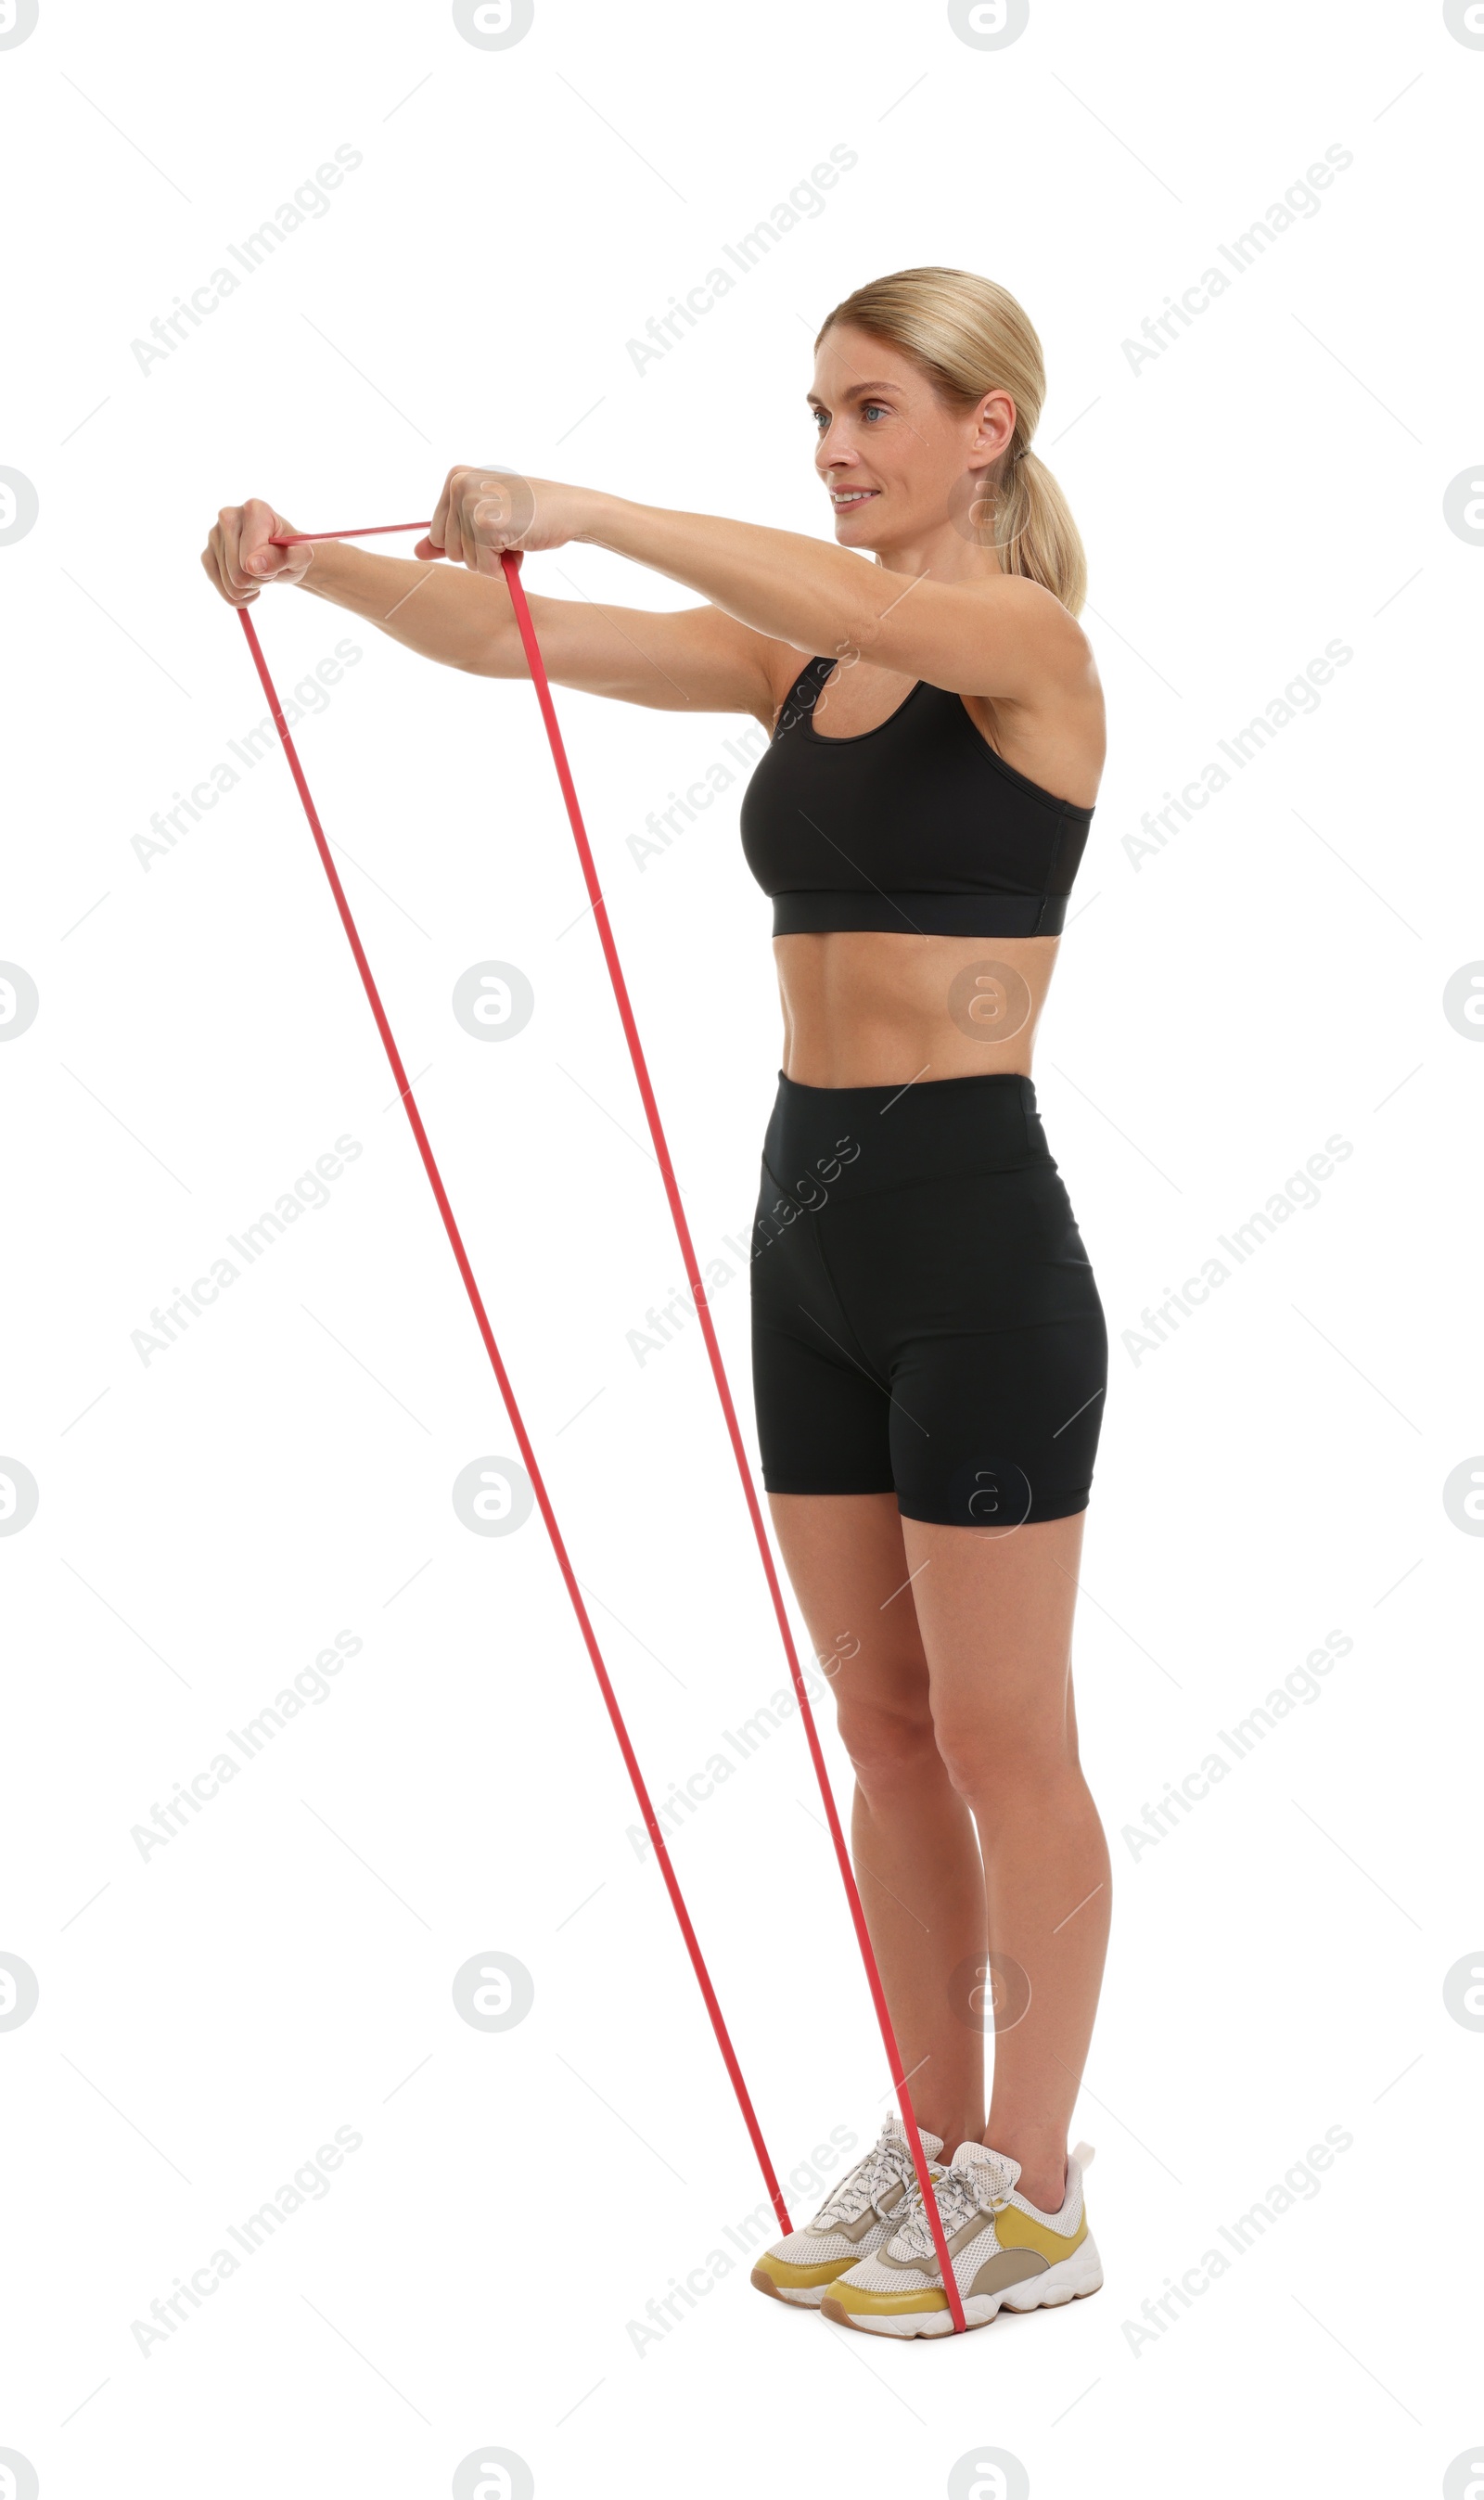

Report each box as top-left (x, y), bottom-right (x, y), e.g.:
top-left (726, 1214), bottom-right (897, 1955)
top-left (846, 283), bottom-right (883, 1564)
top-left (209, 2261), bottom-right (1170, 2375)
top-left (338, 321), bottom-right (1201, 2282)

top-left (773, 929), bottom-right (1060, 1088)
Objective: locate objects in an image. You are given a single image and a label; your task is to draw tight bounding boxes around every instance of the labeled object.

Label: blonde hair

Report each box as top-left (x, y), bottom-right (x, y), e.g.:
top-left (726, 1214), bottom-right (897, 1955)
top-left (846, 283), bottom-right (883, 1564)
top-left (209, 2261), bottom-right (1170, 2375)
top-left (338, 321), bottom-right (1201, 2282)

top-left (815, 266), bottom-right (1087, 616)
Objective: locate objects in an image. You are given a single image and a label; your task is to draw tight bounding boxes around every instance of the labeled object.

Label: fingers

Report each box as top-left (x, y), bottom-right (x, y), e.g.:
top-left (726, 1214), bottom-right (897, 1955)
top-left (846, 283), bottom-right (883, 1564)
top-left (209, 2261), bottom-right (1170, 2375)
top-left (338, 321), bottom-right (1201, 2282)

top-left (429, 465), bottom-right (475, 568)
top-left (429, 466), bottom-right (534, 571)
top-left (200, 533), bottom-right (254, 606)
top-left (243, 500), bottom-right (312, 588)
top-left (203, 508), bottom-right (257, 607)
top-left (436, 463), bottom-right (483, 565)
top-left (428, 465), bottom-right (458, 558)
top-left (467, 477), bottom-right (526, 572)
top-left (239, 494), bottom-right (283, 582)
top-left (469, 494), bottom-right (505, 574)
top-left (202, 499), bottom-right (311, 604)
top-left (457, 470), bottom-right (481, 571)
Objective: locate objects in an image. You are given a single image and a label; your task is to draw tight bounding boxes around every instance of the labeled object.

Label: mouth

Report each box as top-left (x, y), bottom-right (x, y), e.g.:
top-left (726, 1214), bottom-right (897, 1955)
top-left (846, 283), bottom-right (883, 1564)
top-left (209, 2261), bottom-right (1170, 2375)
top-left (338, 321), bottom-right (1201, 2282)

top-left (828, 488), bottom-right (880, 510)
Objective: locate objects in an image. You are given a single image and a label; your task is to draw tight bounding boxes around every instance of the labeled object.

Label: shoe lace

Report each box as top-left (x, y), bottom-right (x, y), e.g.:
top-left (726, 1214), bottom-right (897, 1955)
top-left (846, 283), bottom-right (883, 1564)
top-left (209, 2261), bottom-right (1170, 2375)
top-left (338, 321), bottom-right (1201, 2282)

top-left (889, 2151), bottom-right (1016, 2263)
top-left (812, 2127), bottom-right (916, 2228)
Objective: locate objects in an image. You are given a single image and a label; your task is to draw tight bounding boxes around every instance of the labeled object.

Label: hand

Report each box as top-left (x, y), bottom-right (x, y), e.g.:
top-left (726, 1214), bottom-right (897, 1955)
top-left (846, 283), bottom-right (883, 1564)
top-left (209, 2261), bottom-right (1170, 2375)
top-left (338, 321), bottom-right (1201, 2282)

top-left (201, 498), bottom-right (313, 606)
top-left (417, 467), bottom-right (598, 571)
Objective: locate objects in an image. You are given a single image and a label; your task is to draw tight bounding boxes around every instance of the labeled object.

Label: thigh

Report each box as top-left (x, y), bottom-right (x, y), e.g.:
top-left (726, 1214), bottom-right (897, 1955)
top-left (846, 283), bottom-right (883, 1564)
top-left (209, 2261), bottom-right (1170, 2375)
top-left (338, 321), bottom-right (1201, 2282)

top-left (766, 1492), bottom-right (933, 1725)
top-left (902, 1510), bottom-right (1087, 1763)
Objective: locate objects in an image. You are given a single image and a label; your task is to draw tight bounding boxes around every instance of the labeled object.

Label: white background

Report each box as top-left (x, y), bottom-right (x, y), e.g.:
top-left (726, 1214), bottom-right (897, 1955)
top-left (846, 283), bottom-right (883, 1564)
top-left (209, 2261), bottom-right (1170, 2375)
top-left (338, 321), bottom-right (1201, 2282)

top-left (2, 1), bottom-right (1481, 2494)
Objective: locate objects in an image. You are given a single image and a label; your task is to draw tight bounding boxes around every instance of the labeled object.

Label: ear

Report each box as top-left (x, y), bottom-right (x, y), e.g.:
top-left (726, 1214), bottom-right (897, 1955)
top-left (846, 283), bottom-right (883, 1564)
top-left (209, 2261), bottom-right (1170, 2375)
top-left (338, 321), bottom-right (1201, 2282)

top-left (968, 388), bottom-right (1017, 464)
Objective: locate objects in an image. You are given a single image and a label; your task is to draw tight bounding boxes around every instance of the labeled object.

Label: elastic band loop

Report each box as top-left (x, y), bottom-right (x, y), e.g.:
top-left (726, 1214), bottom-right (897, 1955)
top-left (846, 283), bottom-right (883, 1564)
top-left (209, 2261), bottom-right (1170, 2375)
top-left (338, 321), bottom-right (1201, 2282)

top-left (236, 519), bottom-right (968, 2325)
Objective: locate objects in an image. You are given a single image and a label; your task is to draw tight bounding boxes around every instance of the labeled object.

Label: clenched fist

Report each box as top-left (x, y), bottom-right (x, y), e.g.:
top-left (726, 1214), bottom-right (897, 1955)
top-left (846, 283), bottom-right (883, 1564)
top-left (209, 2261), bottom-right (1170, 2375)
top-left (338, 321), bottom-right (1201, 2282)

top-left (417, 467), bottom-right (599, 571)
top-left (201, 499), bottom-right (311, 605)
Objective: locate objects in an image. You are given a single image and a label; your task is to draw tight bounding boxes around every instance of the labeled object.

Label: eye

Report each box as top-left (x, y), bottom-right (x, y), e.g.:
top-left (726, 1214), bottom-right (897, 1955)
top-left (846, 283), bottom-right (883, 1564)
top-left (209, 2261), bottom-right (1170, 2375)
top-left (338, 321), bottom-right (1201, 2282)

top-left (863, 402), bottom-right (889, 422)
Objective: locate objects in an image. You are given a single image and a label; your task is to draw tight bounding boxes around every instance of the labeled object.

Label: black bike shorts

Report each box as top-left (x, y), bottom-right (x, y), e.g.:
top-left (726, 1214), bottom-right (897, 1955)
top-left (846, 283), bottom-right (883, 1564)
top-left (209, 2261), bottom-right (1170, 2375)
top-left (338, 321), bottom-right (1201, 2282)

top-left (749, 1071), bottom-right (1107, 1529)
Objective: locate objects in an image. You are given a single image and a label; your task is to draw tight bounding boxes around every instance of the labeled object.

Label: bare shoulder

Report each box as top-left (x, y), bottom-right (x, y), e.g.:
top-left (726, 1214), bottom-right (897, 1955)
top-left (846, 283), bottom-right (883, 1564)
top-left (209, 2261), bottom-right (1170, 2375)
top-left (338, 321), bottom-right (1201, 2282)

top-left (851, 562), bottom-right (1098, 719)
top-left (951, 581), bottom-right (1105, 806)
top-left (956, 575), bottom-right (1105, 739)
top-left (979, 571), bottom-right (1095, 676)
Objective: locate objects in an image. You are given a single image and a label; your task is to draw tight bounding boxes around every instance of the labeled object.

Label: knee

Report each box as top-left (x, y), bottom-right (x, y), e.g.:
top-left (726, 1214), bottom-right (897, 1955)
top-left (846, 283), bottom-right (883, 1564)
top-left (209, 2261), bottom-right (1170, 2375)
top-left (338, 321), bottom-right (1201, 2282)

top-left (836, 1693), bottom-right (941, 1806)
top-left (932, 1713), bottom-right (1076, 1811)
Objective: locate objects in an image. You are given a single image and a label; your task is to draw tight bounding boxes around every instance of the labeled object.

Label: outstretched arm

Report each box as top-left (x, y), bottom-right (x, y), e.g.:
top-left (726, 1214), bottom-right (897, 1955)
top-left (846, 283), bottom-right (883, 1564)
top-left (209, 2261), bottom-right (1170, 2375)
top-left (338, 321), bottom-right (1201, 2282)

top-left (585, 493), bottom-right (1089, 703)
top-left (200, 498), bottom-right (779, 722)
top-left (425, 468), bottom-right (1092, 703)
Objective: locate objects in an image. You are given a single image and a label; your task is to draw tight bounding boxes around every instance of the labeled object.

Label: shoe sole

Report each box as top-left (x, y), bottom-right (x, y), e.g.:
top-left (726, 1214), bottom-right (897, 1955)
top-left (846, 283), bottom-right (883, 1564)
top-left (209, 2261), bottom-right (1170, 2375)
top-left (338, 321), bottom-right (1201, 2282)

top-left (822, 2237), bottom-right (1104, 2339)
top-left (749, 2265), bottom-right (831, 2309)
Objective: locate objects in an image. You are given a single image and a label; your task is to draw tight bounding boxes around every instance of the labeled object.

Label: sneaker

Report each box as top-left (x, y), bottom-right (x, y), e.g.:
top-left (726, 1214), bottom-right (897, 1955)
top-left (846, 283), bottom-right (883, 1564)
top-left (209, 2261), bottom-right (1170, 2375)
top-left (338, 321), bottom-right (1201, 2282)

top-left (821, 2139), bottom-right (1102, 2337)
top-left (749, 2113), bottom-right (947, 2309)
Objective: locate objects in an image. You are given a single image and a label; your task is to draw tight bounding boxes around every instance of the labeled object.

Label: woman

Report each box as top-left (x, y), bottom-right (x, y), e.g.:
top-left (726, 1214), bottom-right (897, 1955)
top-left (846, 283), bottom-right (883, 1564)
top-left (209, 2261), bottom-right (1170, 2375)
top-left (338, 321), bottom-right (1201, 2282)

top-left (203, 266), bottom-right (1111, 2340)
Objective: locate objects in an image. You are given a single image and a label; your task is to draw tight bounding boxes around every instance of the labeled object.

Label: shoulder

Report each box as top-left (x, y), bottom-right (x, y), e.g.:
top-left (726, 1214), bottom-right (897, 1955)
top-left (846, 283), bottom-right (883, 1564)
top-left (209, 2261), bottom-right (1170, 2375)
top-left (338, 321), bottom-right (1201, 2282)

top-left (956, 573), bottom-right (1100, 716)
top-left (977, 572), bottom-right (1093, 668)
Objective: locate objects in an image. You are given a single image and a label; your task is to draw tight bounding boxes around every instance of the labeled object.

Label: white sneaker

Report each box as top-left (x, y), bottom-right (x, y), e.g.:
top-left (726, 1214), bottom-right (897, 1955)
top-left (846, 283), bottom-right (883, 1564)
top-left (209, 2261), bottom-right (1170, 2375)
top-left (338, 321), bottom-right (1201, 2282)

top-left (750, 2113), bottom-right (947, 2308)
top-left (822, 2139), bottom-right (1103, 2337)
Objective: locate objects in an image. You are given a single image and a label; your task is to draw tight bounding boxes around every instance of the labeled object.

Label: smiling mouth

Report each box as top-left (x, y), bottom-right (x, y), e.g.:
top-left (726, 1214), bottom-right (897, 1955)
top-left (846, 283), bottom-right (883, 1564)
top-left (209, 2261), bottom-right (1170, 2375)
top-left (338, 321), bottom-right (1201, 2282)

top-left (829, 488), bottom-right (879, 508)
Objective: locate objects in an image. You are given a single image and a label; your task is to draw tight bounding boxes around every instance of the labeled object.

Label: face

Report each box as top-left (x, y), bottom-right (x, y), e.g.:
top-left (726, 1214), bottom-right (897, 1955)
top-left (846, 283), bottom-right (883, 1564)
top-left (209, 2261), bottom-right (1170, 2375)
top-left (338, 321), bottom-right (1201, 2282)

top-left (809, 321), bottom-right (1017, 557)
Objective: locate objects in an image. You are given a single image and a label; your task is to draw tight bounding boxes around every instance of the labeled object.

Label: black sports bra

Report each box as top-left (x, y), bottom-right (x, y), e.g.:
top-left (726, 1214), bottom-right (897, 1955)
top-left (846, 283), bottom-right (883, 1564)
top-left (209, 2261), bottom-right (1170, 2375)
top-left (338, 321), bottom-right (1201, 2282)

top-left (738, 654), bottom-right (1094, 938)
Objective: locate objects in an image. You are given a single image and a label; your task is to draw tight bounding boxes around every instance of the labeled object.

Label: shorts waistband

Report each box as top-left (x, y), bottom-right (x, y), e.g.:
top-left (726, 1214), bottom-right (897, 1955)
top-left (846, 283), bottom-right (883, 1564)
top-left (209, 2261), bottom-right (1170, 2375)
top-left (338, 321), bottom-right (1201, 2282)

top-left (761, 1069), bottom-right (1048, 1206)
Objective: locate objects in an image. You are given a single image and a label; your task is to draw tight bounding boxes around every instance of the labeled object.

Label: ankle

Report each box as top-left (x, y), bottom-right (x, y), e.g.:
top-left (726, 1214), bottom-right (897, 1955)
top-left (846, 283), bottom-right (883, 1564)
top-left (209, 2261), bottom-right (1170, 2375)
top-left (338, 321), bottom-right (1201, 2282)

top-left (992, 2145), bottom-right (1068, 2213)
top-left (913, 2118), bottom-right (979, 2158)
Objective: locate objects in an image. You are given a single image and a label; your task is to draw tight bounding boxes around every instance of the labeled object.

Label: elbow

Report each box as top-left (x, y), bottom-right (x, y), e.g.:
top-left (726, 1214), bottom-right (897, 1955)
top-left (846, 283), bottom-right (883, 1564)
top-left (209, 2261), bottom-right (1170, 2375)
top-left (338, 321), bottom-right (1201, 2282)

top-left (458, 627), bottom-right (523, 679)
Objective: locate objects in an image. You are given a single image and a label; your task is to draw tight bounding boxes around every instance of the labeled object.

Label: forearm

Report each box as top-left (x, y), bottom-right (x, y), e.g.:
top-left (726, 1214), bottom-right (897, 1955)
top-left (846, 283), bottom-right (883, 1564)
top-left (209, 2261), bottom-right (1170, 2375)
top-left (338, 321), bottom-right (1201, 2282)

top-left (585, 494), bottom-right (886, 660)
top-left (295, 540), bottom-right (523, 675)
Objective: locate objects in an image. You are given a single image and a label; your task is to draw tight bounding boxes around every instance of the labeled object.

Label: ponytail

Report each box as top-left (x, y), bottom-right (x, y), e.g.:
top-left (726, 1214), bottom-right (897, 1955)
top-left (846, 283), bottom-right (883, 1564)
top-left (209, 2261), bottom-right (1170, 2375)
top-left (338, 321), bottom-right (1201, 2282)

top-left (994, 446), bottom-right (1087, 617)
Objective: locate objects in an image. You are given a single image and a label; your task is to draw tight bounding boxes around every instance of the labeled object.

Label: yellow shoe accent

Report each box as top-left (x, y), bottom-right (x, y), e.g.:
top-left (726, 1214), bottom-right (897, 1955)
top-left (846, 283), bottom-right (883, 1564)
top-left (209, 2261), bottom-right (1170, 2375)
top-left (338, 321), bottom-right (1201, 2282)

top-left (751, 2250), bottom-right (856, 2292)
top-left (992, 2202), bottom-right (1088, 2265)
top-left (824, 2278), bottom-right (950, 2316)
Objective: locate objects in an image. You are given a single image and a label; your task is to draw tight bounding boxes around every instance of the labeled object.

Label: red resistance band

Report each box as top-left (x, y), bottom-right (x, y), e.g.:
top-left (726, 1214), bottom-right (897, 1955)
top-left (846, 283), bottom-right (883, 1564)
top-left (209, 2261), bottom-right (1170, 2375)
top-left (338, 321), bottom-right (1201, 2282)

top-left (248, 522), bottom-right (966, 2329)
